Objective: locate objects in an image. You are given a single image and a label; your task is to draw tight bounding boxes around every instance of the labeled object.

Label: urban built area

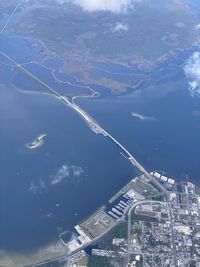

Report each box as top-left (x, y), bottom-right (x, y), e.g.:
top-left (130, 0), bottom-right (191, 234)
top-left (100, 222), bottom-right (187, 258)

top-left (35, 171), bottom-right (200, 267)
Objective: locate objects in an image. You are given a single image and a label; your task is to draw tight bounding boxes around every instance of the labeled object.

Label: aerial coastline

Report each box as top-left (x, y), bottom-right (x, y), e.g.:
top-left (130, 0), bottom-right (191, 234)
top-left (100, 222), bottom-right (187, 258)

top-left (1, 0), bottom-right (200, 266)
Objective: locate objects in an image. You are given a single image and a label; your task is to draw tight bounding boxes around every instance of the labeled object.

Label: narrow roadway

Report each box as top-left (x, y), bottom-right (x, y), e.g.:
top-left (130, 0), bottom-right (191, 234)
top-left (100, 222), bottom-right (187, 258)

top-left (0, 50), bottom-right (170, 200)
top-left (0, 50), bottom-right (171, 264)
top-left (127, 200), bottom-right (170, 266)
top-left (0, 0), bottom-right (24, 34)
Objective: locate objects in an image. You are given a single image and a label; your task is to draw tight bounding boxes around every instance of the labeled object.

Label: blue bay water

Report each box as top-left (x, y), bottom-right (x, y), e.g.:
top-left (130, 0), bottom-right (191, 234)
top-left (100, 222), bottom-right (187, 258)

top-left (0, 32), bottom-right (200, 258)
top-left (78, 72), bottom-right (200, 182)
top-left (0, 84), bottom-right (137, 252)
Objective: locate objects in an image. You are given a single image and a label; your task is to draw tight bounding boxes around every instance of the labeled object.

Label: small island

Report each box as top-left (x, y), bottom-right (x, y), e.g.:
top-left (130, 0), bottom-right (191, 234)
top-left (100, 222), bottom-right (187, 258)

top-left (132, 112), bottom-right (156, 122)
top-left (26, 133), bottom-right (47, 149)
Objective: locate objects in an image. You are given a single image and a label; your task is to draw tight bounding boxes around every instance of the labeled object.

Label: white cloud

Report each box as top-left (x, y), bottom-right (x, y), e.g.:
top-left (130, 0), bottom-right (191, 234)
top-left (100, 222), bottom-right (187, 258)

top-left (50, 165), bottom-right (70, 185)
top-left (184, 51), bottom-right (200, 97)
top-left (29, 164), bottom-right (84, 194)
top-left (71, 165), bottom-right (85, 177)
top-left (46, 212), bottom-right (54, 218)
top-left (112, 22), bottom-right (129, 33)
top-left (194, 24), bottom-right (200, 30)
top-left (29, 181), bottom-right (38, 194)
top-left (50, 164), bottom-right (84, 185)
top-left (29, 178), bottom-right (45, 194)
top-left (71, 0), bottom-right (141, 13)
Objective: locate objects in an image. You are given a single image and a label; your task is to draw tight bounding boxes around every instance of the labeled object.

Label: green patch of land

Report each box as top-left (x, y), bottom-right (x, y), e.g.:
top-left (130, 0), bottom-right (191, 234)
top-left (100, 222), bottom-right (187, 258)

top-left (11, 0), bottom-right (200, 93)
top-left (97, 223), bottom-right (127, 251)
top-left (109, 176), bottom-right (159, 203)
top-left (88, 255), bottom-right (110, 267)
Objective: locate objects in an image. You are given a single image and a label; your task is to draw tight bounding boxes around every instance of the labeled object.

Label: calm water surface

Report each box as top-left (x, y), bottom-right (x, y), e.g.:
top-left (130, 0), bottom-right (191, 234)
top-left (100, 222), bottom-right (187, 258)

top-left (0, 32), bottom-right (200, 256)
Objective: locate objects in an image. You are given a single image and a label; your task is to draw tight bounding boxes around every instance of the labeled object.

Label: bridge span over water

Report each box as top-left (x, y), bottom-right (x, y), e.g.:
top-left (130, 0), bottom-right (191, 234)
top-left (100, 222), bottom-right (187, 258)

top-left (60, 96), bottom-right (169, 199)
top-left (0, 50), bottom-right (169, 199)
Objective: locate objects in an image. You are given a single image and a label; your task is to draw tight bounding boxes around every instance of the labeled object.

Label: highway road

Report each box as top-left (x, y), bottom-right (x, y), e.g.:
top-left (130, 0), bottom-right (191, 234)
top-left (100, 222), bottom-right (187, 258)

top-left (66, 200), bottom-right (165, 258)
top-left (169, 207), bottom-right (178, 267)
top-left (0, 0), bottom-right (24, 34)
top-left (126, 200), bottom-right (170, 266)
top-left (104, 132), bottom-right (169, 199)
top-left (0, 50), bottom-right (171, 265)
top-left (0, 5), bottom-right (177, 267)
top-left (0, 51), bottom-right (169, 201)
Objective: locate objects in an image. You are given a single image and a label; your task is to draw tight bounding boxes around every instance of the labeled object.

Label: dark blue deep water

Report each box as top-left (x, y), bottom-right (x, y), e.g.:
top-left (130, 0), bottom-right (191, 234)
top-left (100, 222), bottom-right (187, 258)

top-left (0, 32), bottom-right (200, 258)
top-left (0, 83), bottom-right (137, 252)
top-left (0, 34), bottom-right (137, 254)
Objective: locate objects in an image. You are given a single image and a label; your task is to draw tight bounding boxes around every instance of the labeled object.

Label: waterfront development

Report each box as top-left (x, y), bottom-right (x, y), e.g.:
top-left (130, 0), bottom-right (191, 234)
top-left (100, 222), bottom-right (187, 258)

top-left (6, 45), bottom-right (197, 265)
top-left (0, 49), bottom-right (169, 201)
top-left (1, 1), bottom-right (200, 266)
top-left (0, 34), bottom-right (200, 267)
top-left (35, 171), bottom-right (200, 267)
